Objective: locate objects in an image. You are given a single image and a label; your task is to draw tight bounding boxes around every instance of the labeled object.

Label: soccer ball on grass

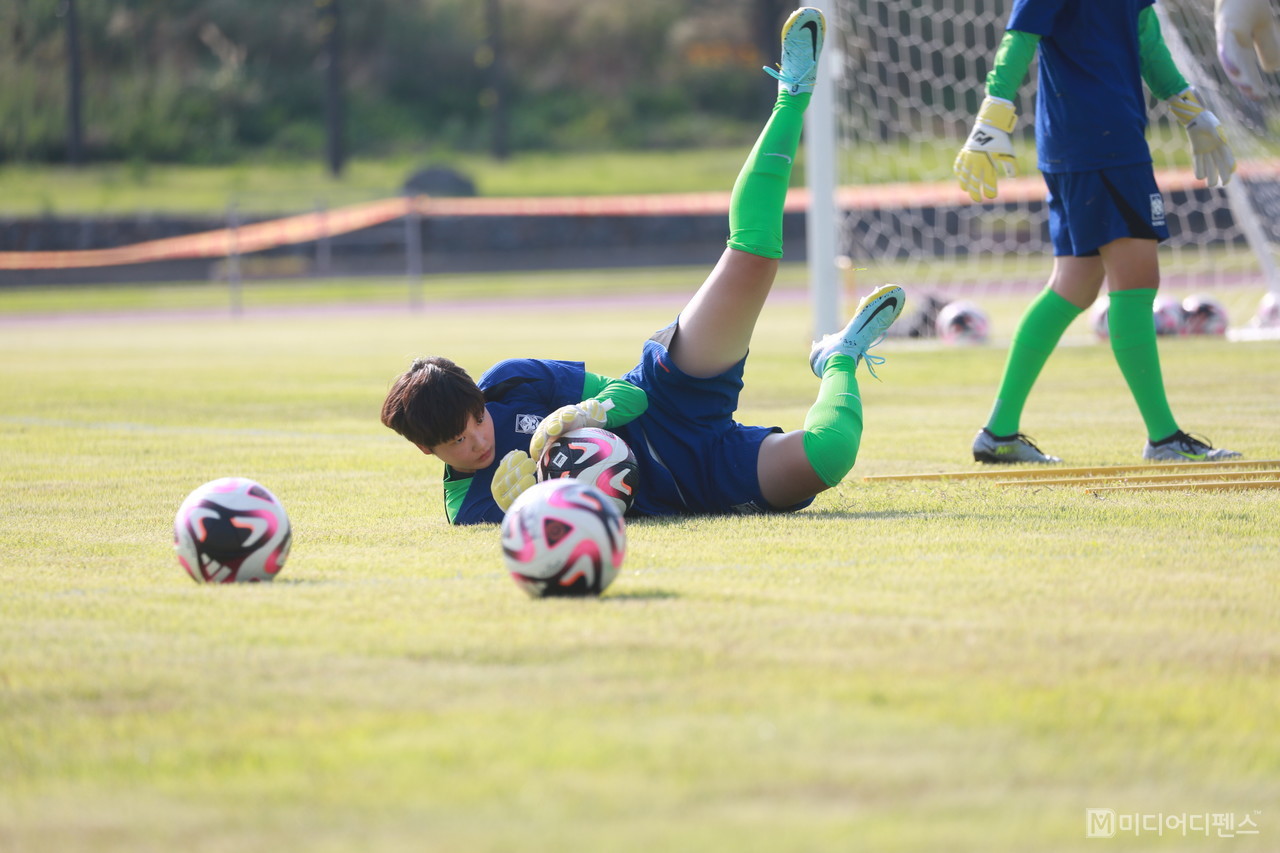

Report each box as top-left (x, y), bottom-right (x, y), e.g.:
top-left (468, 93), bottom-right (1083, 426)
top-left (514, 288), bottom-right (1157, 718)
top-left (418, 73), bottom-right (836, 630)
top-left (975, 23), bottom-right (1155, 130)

top-left (1253, 291), bottom-right (1280, 328)
top-left (500, 479), bottom-right (626, 599)
top-left (174, 477), bottom-right (292, 583)
top-left (1090, 295), bottom-right (1111, 340)
top-left (935, 300), bottom-right (990, 345)
top-left (1181, 295), bottom-right (1229, 335)
top-left (1152, 295), bottom-right (1187, 336)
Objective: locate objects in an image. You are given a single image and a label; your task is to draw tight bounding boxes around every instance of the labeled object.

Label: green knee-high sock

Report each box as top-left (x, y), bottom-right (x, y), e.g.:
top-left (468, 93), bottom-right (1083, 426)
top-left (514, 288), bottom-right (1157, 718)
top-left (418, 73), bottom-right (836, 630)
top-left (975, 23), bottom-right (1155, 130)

top-left (727, 91), bottom-right (810, 259)
top-left (802, 354), bottom-right (864, 487)
top-left (1108, 288), bottom-right (1179, 441)
top-left (986, 287), bottom-right (1083, 436)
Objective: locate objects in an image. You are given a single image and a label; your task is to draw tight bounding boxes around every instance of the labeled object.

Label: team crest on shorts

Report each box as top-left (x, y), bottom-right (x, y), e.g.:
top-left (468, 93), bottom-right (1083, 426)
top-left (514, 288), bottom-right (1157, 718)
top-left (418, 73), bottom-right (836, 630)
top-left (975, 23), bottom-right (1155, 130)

top-left (515, 414), bottom-right (542, 434)
top-left (1150, 193), bottom-right (1166, 226)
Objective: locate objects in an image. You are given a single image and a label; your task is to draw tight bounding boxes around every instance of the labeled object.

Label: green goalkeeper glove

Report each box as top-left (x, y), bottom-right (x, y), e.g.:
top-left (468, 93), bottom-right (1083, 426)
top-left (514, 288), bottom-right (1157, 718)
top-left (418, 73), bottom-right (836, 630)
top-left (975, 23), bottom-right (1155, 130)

top-left (1216, 0), bottom-right (1280, 101)
top-left (528, 399), bottom-right (612, 464)
top-left (491, 449), bottom-right (536, 513)
top-left (953, 96), bottom-right (1019, 202)
top-left (1168, 89), bottom-right (1236, 187)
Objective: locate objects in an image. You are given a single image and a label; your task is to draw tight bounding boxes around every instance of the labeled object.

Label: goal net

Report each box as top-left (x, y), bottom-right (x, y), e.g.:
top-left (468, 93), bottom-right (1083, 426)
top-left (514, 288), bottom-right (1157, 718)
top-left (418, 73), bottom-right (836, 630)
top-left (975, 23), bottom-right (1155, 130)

top-left (820, 0), bottom-right (1280, 333)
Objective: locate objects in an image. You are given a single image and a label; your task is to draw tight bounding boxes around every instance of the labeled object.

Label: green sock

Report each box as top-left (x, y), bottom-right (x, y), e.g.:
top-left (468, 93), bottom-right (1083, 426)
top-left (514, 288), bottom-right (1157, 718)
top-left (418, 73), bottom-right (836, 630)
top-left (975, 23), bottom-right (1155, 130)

top-left (726, 91), bottom-right (810, 259)
top-left (1108, 288), bottom-right (1179, 441)
top-left (986, 287), bottom-right (1083, 436)
top-left (802, 354), bottom-right (864, 487)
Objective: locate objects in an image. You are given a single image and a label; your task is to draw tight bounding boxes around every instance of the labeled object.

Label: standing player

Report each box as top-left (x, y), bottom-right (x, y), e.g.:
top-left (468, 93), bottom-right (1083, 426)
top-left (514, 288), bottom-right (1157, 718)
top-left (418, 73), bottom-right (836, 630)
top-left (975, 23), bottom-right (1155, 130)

top-left (381, 7), bottom-right (906, 525)
top-left (953, 0), bottom-right (1243, 464)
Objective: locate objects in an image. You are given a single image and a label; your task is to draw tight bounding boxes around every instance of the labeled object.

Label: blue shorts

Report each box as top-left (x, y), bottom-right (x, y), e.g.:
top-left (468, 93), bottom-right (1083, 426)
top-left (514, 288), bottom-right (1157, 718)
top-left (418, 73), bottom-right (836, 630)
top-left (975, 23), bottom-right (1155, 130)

top-left (1044, 164), bottom-right (1169, 257)
top-left (615, 321), bottom-right (814, 517)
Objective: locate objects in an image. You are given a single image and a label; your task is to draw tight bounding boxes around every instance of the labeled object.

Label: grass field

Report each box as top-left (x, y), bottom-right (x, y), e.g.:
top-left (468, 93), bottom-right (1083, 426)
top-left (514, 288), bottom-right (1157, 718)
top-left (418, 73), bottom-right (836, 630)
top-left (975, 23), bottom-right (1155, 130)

top-left (2, 269), bottom-right (1278, 852)
top-left (0, 149), bottom-right (766, 216)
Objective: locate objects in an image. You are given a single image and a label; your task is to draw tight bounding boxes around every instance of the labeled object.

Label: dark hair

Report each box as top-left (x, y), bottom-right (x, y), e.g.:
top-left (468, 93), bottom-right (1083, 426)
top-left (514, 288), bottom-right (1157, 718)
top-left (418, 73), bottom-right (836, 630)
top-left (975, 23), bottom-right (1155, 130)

top-left (381, 356), bottom-right (486, 448)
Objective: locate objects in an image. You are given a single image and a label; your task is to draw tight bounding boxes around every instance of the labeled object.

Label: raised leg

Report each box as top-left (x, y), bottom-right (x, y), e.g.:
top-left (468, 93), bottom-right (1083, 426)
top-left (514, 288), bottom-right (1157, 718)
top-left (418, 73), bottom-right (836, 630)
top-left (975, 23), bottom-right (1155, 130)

top-left (667, 8), bottom-right (823, 378)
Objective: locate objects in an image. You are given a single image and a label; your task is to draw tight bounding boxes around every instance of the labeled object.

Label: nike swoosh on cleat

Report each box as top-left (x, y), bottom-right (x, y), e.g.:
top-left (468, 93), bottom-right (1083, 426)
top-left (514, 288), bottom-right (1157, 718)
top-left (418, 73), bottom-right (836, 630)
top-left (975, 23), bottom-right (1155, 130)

top-left (854, 297), bottom-right (901, 334)
top-left (801, 20), bottom-right (819, 56)
top-left (764, 152), bottom-right (793, 163)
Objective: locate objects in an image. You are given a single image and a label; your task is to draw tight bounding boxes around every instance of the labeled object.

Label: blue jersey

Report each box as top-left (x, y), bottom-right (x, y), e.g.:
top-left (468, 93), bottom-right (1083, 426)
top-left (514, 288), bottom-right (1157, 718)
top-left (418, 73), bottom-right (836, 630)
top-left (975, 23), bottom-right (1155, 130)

top-left (1008, 0), bottom-right (1154, 172)
top-left (448, 359), bottom-right (587, 526)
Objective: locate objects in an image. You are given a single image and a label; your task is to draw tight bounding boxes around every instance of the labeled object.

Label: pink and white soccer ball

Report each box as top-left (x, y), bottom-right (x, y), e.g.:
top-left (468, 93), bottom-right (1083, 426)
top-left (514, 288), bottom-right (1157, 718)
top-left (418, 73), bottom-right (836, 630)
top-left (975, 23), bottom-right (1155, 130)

top-left (174, 477), bottom-right (292, 583)
top-left (500, 479), bottom-right (626, 598)
top-left (1253, 291), bottom-right (1280, 328)
top-left (935, 301), bottom-right (990, 344)
top-left (1090, 296), bottom-right (1110, 341)
top-left (536, 427), bottom-right (639, 515)
top-left (1152, 295), bottom-right (1186, 336)
top-left (1181, 295), bottom-right (1229, 335)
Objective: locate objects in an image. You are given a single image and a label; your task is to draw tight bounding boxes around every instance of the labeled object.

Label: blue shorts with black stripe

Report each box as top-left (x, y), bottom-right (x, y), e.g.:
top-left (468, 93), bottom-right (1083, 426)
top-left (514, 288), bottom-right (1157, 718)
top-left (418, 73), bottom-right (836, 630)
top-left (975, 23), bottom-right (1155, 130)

top-left (1045, 163), bottom-right (1170, 257)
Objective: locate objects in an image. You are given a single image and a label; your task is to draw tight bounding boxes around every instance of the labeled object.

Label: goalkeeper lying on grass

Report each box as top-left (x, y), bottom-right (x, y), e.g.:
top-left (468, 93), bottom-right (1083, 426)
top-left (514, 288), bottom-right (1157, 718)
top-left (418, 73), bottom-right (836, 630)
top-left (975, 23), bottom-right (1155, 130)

top-left (955, 0), bottom-right (1242, 465)
top-left (380, 7), bottom-right (905, 525)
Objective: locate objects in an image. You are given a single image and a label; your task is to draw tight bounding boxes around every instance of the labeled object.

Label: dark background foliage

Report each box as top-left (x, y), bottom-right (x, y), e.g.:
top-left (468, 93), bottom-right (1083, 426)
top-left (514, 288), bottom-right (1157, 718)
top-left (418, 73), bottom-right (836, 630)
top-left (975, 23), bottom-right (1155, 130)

top-left (1, 0), bottom-right (795, 164)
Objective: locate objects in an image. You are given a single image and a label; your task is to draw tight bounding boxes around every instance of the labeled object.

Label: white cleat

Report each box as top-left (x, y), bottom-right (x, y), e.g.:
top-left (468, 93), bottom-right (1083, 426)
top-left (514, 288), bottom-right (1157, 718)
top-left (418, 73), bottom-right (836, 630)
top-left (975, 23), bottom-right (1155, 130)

top-left (809, 284), bottom-right (906, 378)
top-left (764, 7), bottom-right (826, 95)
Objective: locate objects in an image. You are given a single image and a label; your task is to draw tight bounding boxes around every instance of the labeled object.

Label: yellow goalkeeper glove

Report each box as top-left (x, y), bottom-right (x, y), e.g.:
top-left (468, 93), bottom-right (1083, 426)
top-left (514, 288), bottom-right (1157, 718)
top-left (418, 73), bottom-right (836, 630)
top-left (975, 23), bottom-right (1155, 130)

top-left (491, 449), bottom-right (537, 513)
top-left (1216, 0), bottom-right (1280, 101)
top-left (953, 96), bottom-right (1019, 202)
top-left (528, 399), bottom-right (612, 464)
top-left (1168, 89), bottom-right (1236, 187)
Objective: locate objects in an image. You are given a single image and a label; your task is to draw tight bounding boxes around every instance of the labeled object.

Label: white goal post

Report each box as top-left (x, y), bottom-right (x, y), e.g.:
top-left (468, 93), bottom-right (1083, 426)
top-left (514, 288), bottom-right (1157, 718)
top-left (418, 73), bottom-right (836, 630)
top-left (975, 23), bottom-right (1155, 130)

top-left (806, 0), bottom-right (1280, 336)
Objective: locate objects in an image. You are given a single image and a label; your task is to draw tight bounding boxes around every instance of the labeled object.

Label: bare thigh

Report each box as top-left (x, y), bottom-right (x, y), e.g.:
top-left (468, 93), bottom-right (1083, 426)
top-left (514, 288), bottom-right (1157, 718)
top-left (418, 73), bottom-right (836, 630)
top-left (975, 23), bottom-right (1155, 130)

top-left (1048, 254), bottom-right (1106, 310)
top-left (1049, 238), bottom-right (1160, 309)
top-left (1099, 237), bottom-right (1160, 292)
top-left (668, 248), bottom-right (779, 378)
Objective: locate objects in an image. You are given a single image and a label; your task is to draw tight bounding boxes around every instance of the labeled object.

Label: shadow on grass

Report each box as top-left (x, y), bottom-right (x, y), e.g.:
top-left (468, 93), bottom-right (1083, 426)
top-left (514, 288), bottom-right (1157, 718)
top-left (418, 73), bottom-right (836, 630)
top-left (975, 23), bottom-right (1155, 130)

top-left (603, 588), bottom-right (681, 602)
top-left (625, 507), bottom-right (953, 526)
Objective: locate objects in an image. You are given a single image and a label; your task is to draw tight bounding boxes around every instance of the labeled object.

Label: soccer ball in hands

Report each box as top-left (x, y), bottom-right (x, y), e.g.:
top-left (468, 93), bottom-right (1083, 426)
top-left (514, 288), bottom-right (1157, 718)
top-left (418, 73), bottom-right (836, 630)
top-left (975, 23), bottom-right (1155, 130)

top-left (536, 427), bottom-right (639, 515)
top-left (500, 479), bottom-right (626, 598)
top-left (174, 477), bottom-right (292, 583)
top-left (1181, 295), bottom-right (1229, 335)
top-left (1152, 295), bottom-right (1187, 336)
top-left (935, 301), bottom-right (989, 344)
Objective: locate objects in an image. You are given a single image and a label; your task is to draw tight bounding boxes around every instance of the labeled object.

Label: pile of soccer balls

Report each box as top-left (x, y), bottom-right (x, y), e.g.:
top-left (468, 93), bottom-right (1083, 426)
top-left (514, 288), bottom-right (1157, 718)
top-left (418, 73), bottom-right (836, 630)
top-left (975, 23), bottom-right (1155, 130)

top-left (1091, 293), bottom-right (1231, 340)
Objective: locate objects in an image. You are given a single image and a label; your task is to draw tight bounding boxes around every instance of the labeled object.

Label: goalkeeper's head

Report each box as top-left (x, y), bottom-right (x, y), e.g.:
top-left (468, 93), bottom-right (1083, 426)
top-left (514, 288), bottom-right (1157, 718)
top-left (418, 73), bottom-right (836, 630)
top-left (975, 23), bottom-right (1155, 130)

top-left (381, 356), bottom-right (485, 449)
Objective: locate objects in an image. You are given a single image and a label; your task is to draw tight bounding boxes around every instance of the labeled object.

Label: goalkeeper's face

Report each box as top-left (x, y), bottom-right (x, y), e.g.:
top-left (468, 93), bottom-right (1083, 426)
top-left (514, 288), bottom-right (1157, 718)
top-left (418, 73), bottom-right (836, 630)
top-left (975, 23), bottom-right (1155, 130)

top-left (420, 408), bottom-right (496, 473)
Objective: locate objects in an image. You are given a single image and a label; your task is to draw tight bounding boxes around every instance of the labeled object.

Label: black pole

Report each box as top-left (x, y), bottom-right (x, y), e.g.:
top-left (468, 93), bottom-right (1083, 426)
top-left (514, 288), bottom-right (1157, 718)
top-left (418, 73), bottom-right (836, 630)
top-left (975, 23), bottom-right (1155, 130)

top-left (64, 0), bottom-right (84, 165)
top-left (322, 0), bottom-right (345, 177)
